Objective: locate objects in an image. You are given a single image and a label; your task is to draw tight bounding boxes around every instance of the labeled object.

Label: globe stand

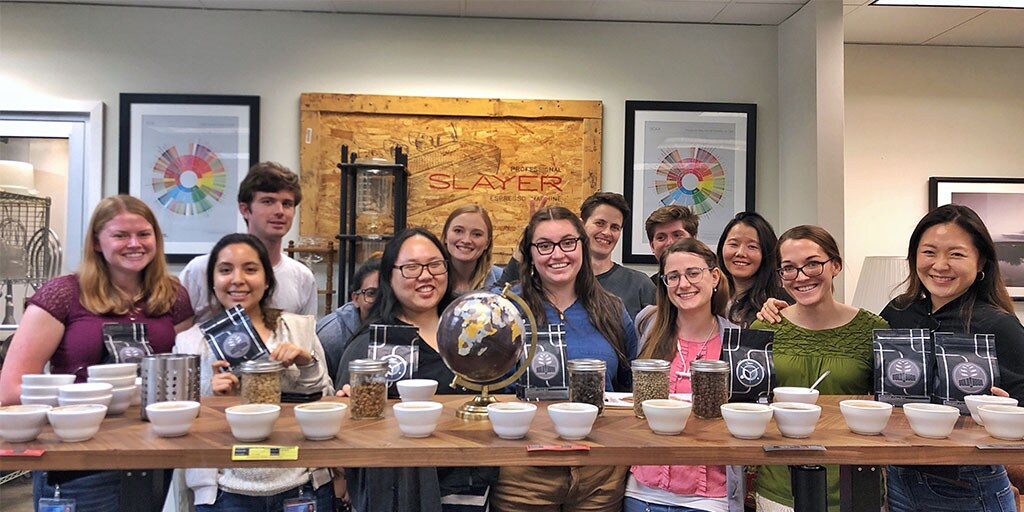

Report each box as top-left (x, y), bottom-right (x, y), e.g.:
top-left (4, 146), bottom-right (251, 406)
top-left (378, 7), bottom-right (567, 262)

top-left (445, 286), bottom-right (539, 421)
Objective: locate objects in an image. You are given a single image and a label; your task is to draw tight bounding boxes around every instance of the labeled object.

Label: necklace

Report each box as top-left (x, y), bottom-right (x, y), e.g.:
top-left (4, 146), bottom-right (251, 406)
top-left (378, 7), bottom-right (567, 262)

top-left (674, 318), bottom-right (719, 380)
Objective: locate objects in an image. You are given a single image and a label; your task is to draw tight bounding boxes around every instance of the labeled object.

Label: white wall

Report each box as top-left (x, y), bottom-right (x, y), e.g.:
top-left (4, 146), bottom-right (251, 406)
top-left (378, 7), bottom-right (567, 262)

top-left (845, 44), bottom-right (1024, 319)
top-left (0, 2), bottom-right (782, 274)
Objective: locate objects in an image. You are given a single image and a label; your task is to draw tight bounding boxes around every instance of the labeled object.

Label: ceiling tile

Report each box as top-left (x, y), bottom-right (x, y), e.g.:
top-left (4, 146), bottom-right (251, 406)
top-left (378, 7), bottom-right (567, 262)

top-left (926, 8), bottom-right (1024, 46)
top-left (844, 5), bottom-right (985, 44)
top-left (332, 0), bottom-right (463, 17)
top-left (714, 2), bottom-right (803, 24)
top-left (463, 0), bottom-right (597, 20)
top-left (587, 0), bottom-right (729, 23)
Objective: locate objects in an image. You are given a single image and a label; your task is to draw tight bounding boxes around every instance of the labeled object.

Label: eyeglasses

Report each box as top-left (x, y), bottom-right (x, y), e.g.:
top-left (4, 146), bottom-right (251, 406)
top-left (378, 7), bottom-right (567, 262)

top-left (394, 260), bottom-right (448, 279)
top-left (662, 267), bottom-right (713, 287)
top-left (531, 237), bottom-right (582, 255)
top-left (354, 287), bottom-right (378, 302)
top-left (777, 258), bottom-right (833, 281)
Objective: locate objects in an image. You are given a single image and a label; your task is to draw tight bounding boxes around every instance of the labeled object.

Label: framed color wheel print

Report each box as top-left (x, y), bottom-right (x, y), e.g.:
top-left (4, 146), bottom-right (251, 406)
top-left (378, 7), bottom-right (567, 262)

top-left (622, 101), bottom-right (756, 264)
top-left (119, 94), bottom-right (259, 261)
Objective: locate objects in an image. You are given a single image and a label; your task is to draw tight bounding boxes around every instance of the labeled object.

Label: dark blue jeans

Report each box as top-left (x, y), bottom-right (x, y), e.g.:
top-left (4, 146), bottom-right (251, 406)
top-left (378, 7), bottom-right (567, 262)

top-left (886, 465), bottom-right (1016, 512)
top-left (623, 497), bottom-right (713, 512)
top-left (195, 482), bottom-right (334, 512)
top-left (33, 471), bottom-right (121, 512)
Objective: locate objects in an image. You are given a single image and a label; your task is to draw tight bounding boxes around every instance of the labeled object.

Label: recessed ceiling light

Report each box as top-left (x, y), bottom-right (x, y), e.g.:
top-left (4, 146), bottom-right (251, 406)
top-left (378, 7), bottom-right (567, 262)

top-left (871, 0), bottom-right (1024, 7)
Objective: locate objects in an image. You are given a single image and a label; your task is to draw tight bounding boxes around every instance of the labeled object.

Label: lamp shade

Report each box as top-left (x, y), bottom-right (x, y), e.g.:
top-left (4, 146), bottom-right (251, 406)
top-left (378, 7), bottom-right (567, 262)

top-left (852, 256), bottom-right (910, 314)
top-left (0, 160), bottom-right (36, 194)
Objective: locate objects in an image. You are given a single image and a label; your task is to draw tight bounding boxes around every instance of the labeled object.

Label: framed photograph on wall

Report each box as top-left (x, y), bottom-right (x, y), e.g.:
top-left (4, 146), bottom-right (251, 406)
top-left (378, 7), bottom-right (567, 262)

top-left (118, 93), bottom-right (259, 261)
top-left (622, 101), bottom-right (756, 264)
top-left (930, 177), bottom-right (1024, 300)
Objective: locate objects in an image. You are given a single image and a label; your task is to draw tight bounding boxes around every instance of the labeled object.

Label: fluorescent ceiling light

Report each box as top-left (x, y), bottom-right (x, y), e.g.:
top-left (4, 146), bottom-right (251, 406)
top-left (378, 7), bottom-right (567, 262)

top-left (872, 0), bottom-right (1024, 7)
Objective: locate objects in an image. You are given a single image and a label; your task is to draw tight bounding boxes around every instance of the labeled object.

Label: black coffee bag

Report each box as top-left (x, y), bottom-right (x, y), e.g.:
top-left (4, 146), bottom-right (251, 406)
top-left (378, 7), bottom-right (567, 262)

top-left (102, 322), bottom-right (151, 365)
top-left (200, 304), bottom-right (268, 370)
top-left (721, 328), bottom-right (775, 403)
top-left (932, 332), bottom-right (999, 415)
top-left (367, 324), bottom-right (421, 398)
top-left (873, 329), bottom-right (932, 406)
top-left (516, 323), bottom-right (569, 401)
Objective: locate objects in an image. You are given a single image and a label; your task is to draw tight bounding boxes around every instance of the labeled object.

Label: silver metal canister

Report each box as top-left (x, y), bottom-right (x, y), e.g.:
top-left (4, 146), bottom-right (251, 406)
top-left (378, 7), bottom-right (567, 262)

top-left (140, 354), bottom-right (200, 420)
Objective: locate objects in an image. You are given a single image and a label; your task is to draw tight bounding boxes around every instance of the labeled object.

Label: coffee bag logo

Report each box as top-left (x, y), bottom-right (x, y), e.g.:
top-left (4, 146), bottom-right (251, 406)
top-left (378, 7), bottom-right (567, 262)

top-left (951, 362), bottom-right (988, 394)
top-left (736, 359), bottom-right (765, 387)
top-left (887, 358), bottom-right (920, 388)
top-left (531, 350), bottom-right (560, 381)
top-left (222, 333), bottom-right (252, 359)
top-left (382, 354), bottom-right (408, 383)
top-left (118, 345), bottom-right (146, 363)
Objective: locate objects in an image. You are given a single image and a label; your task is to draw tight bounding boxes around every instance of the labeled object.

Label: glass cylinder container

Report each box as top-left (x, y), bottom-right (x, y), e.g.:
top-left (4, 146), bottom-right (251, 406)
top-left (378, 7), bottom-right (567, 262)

top-left (631, 359), bottom-right (671, 418)
top-left (348, 359), bottom-right (389, 419)
top-left (355, 158), bottom-right (395, 235)
top-left (239, 359), bottom-right (284, 405)
top-left (691, 359), bottom-right (730, 419)
top-left (568, 358), bottom-right (606, 415)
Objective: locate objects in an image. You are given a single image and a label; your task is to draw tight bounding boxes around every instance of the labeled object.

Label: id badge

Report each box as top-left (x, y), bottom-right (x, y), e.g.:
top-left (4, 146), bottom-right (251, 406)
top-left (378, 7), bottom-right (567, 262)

top-left (38, 497), bottom-right (76, 512)
top-left (282, 496), bottom-right (316, 512)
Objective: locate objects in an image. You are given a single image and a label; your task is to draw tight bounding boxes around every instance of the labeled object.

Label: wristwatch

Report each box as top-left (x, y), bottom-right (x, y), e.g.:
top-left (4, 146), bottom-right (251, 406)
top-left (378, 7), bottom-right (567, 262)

top-left (299, 351), bottom-right (319, 368)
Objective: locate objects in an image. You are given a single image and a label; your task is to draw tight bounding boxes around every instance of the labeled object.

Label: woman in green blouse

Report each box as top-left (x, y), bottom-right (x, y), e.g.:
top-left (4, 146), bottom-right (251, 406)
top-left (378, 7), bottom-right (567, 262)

top-left (750, 225), bottom-right (888, 512)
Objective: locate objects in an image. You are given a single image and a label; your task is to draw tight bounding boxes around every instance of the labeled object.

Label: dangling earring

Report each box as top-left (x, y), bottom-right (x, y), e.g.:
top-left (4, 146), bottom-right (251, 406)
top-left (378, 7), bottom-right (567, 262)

top-left (978, 271), bottom-right (985, 281)
top-left (714, 286), bottom-right (718, 294)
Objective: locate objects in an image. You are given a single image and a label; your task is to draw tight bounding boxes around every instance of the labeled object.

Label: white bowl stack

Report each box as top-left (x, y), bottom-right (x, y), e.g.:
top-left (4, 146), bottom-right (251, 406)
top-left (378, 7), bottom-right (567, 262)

top-left (58, 382), bottom-right (114, 409)
top-left (20, 374), bottom-right (76, 406)
top-left (87, 364), bottom-right (138, 415)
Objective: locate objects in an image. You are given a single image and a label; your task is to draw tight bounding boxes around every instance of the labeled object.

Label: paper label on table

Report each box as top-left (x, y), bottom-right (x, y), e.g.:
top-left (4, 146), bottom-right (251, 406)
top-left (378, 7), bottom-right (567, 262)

top-left (0, 448), bottom-right (46, 457)
top-left (976, 444), bottom-right (1024, 450)
top-left (763, 445), bottom-right (827, 452)
top-left (231, 445), bottom-right (299, 461)
top-left (526, 444), bottom-right (591, 452)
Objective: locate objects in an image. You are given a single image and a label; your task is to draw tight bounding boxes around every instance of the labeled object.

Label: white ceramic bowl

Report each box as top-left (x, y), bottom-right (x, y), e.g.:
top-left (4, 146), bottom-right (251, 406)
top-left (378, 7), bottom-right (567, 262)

top-left (58, 382), bottom-right (113, 399)
top-left (721, 403), bottom-right (774, 439)
top-left (47, 404), bottom-right (107, 442)
top-left (396, 379), bottom-right (439, 402)
top-left (58, 394), bottom-right (112, 408)
top-left (839, 400), bottom-right (893, 435)
top-left (486, 402), bottom-right (538, 440)
top-left (547, 402), bottom-right (599, 441)
top-left (88, 375), bottom-right (137, 389)
top-left (20, 395), bottom-right (60, 407)
top-left (19, 384), bottom-right (64, 398)
top-left (225, 403), bottom-right (280, 442)
top-left (773, 387), bottom-right (820, 405)
top-left (131, 377), bottom-right (142, 406)
top-left (146, 401), bottom-right (201, 437)
top-left (0, 404), bottom-right (52, 443)
top-left (294, 402), bottom-right (348, 440)
top-left (86, 363), bottom-right (138, 378)
top-left (965, 395), bottom-right (1019, 426)
top-left (21, 374), bottom-right (76, 387)
top-left (642, 399), bottom-right (692, 436)
top-left (977, 404), bottom-right (1024, 441)
top-left (903, 403), bottom-right (960, 439)
top-left (393, 401), bottom-right (444, 438)
top-left (771, 402), bottom-right (822, 438)
top-left (106, 386), bottom-right (136, 415)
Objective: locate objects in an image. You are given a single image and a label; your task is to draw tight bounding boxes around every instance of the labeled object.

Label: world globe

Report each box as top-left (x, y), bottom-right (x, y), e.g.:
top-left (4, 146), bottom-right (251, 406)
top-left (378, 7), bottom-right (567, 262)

top-left (437, 291), bottom-right (526, 384)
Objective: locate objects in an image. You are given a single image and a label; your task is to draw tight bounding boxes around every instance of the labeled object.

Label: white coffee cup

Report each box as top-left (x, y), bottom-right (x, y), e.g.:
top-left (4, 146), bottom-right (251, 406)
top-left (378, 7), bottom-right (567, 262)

top-left (720, 403), bottom-right (773, 439)
top-left (977, 404), bottom-right (1024, 441)
top-left (486, 402), bottom-right (537, 440)
top-left (772, 387), bottom-right (819, 404)
top-left (396, 379), bottom-right (439, 402)
top-left (965, 395), bottom-right (1018, 426)
top-left (547, 402), bottom-right (599, 441)
top-left (146, 400), bottom-right (200, 437)
top-left (903, 403), bottom-right (960, 439)
top-left (642, 399), bottom-right (692, 436)
top-left (393, 401), bottom-right (444, 438)
top-left (0, 404), bottom-right (52, 443)
top-left (47, 404), bottom-right (108, 442)
top-left (294, 402), bottom-right (348, 440)
top-left (225, 403), bottom-right (281, 442)
top-left (839, 399), bottom-right (893, 435)
top-left (771, 402), bottom-right (821, 438)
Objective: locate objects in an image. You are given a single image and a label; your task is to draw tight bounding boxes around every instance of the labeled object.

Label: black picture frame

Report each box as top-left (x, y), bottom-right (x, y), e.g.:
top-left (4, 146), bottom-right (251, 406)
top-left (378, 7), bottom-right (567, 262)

top-left (929, 176), bottom-right (1024, 300)
top-left (118, 93), bottom-right (259, 263)
top-left (622, 100), bottom-right (756, 264)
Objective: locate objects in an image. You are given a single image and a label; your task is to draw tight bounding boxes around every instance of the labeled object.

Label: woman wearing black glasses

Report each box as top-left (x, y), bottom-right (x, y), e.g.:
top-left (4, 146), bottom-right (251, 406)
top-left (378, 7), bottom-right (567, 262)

top-left (489, 206), bottom-right (638, 511)
top-left (336, 228), bottom-right (495, 512)
top-left (749, 225), bottom-right (888, 512)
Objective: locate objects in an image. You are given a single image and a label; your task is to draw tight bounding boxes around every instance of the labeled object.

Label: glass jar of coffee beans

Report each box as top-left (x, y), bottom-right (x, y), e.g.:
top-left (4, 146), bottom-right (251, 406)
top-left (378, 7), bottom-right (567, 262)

top-left (631, 359), bottom-right (670, 418)
top-left (348, 359), bottom-right (389, 419)
top-left (690, 359), bottom-right (730, 419)
top-left (240, 359), bottom-right (284, 405)
top-left (568, 359), bottom-right (606, 415)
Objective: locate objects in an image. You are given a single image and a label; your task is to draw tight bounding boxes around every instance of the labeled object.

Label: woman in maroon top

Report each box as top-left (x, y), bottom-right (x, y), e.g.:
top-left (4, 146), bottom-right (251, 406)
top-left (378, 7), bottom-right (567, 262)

top-left (0, 195), bottom-right (192, 511)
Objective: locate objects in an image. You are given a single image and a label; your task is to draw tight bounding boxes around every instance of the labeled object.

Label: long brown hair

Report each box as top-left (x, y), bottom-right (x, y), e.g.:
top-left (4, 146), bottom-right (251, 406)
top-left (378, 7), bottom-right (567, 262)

top-left (892, 204), bottom-right (1014, 325)
top-left (518, 207), bottom-right (628, 365)
top-left (441, 205), bottom-right (494, 290)
top-left (79, 195), bottom-right (179, 316)
top-left (638, 238), bottom-right (729, 361)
